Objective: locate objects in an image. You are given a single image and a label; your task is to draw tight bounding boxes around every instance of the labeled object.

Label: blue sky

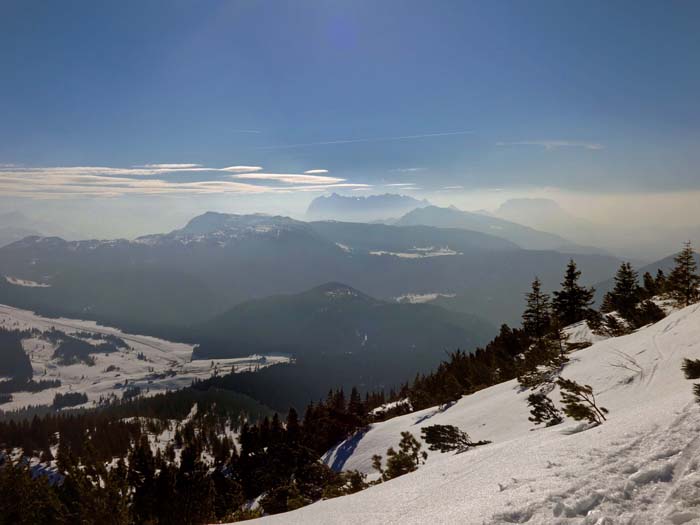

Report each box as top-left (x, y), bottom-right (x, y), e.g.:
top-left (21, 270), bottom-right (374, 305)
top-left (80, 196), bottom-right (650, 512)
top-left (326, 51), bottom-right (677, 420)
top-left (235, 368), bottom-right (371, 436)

top-left (1, 0), bottom-right (699, 202)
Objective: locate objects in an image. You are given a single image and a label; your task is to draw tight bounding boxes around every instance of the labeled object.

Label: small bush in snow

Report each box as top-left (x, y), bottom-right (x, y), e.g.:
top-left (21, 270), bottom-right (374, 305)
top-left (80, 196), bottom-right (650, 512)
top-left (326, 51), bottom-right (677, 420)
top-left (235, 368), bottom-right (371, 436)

top-left (557, 377), bottom-right (608, 426)
top-left (628, 300), bottom-right (666, 328)
top-left (372, 431), bottom-right (427, 481)
top-left (682, 358), bottom-right (700, 380)
top-left (322, 470), bottom-right (368, 499)
top-left (601, 314), bottom-right (631, 337)
top-left (420, 424), bottom-right (491, 453)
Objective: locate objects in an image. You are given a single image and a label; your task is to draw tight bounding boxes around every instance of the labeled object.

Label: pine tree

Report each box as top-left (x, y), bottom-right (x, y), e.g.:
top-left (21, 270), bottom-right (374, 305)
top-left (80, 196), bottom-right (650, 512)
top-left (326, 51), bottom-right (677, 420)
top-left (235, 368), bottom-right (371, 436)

top-left (175, 444), bottom-right (215, 524)
top-left (602, 262), bottom-right (640, 319)
top-left (128, 435), bottom-right (157, 524)
top-left (526, 392), bottom-right (563, 427)
top-left (286, 407), bottom-right (300, 442)
top-left (556, 377), bottom-right (608, 425)
top-left (0, 459), bottom-right (67, 524)
top-left (372, 432), bottom-right (427, 481)
top-left (552, 260), bottom-right (595, 326)
top-left (420, 424), bottom-right (490, 453)
top-left (642, 271), bottom-right (657, 299)
top-left (522, 277), bottom-right (552, 343)
top-left (655, 269), bottom-right (667, 294)
top-left (348, 387), bottom-right (365, 420)
top-left (667, 241), bottom-right (700, 306)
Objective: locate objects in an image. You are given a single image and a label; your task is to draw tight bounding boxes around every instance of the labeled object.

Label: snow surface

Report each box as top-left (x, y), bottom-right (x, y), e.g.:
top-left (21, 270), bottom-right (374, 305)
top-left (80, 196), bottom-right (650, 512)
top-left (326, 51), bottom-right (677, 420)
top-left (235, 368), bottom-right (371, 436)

top-left (4, 275), bottom-right (51, 288)
top-left (0, 304), bottom-right (290, 411)
top-left (248, 303), bottom-right (700, 524)
top-left (562, 320), bottom-right (608, 346)
top-left (395, 293), bottom-right (457, 304)
top-left (369, 246), bottom-right (460, 258)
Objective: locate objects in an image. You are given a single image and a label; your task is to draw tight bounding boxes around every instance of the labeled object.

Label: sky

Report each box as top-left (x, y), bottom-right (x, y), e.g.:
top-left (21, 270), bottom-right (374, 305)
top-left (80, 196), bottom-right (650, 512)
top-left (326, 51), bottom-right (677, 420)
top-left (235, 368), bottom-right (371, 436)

top-left (1, 1), bottom-right (700, 240)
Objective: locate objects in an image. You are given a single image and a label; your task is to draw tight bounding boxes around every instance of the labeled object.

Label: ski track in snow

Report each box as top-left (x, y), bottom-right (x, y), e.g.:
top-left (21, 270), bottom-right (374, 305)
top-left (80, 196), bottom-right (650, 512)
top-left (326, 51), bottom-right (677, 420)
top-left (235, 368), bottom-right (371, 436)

top-left (246, 304), bottom-right (700, 524)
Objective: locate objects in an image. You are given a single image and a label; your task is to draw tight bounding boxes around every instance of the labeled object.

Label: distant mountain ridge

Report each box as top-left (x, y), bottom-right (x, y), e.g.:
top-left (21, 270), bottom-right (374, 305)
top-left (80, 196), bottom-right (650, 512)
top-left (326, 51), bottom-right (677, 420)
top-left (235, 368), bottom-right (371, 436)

top-left (193, 282), bottom-right (497, 403)
top-left (396, 205), bottom-right (607, 255)
top-left (0, 211), bottom-right (76, 246)
top-left (0, 211), bottom-right (623, 330)
top-left (494, 198), bottom-right (594, 238)
top-left (306, 193), bottom-right (429, 221)
top-left (196, 281), bottom-right (495, 360)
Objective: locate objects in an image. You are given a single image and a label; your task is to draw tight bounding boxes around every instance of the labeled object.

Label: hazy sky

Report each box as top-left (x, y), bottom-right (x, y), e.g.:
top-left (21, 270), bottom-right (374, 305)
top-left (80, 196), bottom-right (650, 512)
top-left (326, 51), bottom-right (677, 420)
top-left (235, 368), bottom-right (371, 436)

top-left (1, 1), bottom-right (700, 233)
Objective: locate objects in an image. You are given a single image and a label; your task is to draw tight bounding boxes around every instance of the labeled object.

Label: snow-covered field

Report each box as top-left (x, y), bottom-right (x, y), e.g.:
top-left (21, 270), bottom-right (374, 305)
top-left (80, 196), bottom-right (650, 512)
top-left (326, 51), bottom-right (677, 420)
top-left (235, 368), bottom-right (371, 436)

top-left (0, 304), bottom-right (290, 411)
top-left (369, 246), bottom-right (461, 258)
top-left (251, 303), bottom-right (700, 524)
top-left (4, 275), bottom-right (51, 287)
top-left (394, 292), bottom-right (457, 304)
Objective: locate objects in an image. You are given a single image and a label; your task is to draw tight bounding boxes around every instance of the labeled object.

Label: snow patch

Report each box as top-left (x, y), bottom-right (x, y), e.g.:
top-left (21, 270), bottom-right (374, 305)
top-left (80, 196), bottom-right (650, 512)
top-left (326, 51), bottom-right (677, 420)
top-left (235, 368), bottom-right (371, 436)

top-left (369, 246), bottom-right (460, 259)
top-left (4, 276), bottom-right (51, 288)
top-left (394, 293), bottom-right (456, 304)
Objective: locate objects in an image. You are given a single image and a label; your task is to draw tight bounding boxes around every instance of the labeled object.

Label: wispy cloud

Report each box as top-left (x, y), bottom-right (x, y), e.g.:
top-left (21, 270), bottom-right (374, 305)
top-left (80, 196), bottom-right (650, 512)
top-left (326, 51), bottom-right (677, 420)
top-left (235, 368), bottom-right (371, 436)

top-left (496, 140), bottom-right (604, 151)
top-left (257, 130), bottom-right (473, 150)
top-left (303, 169), bottom-right (329, 174)
top-left (384, 183), bottom-right (417, 187)
top-left (389, 167), bottom-right (426, 173)
top-left (220, 165), bottom-right (264, 173)
top-left (138, 163), bottom-right (203, 169)
top-left (232, 173), bottom-right (345, 185)
top-left (0, 164), bottom-right (361, 199)
top-left (0, 165), bottom-right (219, 178)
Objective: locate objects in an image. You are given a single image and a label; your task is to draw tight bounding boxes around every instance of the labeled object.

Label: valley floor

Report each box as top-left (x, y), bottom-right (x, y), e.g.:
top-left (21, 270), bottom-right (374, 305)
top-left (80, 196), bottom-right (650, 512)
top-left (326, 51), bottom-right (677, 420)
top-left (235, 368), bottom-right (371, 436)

top-left (249, 304), bottom-right (700, 524)
top-left (0, 304), bottom-right (290, 411)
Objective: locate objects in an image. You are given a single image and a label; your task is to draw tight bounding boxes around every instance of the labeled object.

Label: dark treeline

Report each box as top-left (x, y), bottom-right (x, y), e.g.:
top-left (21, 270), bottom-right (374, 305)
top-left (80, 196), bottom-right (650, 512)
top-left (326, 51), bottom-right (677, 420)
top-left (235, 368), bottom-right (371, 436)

top-left (0, 387), bottom-right (371, 523)
top-left (194, 358), bottom-right (396, 414)
top-left (0, 328), bottom-right (34, 381)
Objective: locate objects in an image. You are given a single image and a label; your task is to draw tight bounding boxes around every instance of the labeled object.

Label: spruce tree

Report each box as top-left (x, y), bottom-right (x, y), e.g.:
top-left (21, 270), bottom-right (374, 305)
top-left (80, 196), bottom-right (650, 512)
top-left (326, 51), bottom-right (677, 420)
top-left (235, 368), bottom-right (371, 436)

top-left (642, 271), bottom-right (657, 299)
top-left (522, 277), bottom-right (552, 343)
top-left (552, 260), bottom-right (595, 326)
top-left (602, 262), bottom-right (640, 319)
top-left (348, 387), bottom-right (365, 420)
top-left (655, 269), bottom-right (667, 294)
top-left (667, 241), bottom-right (700, 306)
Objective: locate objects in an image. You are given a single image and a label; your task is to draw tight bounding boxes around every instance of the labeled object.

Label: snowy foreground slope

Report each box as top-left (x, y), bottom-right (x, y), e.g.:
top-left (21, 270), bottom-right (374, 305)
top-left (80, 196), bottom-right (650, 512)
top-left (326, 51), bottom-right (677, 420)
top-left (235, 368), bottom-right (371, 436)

top-left (0, 304), bottom-right (289, 411)
top-left (251, 304), bottom-right (700, 524)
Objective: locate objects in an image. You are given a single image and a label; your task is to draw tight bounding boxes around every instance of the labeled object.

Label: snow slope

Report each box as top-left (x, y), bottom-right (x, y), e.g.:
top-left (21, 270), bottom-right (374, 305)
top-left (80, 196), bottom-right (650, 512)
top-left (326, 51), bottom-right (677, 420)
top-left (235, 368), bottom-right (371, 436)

top-left (0, 304), bottom-right (290, 411)
top-left (252, 303), bottom-right (700, 524)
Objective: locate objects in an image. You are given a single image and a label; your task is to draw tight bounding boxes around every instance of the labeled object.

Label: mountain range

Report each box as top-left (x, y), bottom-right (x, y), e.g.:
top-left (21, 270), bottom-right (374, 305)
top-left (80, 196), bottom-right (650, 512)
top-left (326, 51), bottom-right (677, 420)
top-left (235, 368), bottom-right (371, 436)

top-left (396, 205), bottom-right (606, 254)
top-left (197, 281), bottom-right (495, 360)
top-left (0, 211), bottom-right (624, 331)
top-left (306, 193), bottom-right (429, 221)
top-left (190, 282), bottom-right (496, 406)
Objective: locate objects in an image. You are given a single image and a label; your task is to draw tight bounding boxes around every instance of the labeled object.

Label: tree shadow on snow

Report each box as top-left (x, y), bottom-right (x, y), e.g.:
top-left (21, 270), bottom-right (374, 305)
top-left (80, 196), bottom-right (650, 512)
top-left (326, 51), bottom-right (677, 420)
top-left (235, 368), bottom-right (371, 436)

top-left (413, 400), bottom-right (457, 426)
top-left (325, 427), bottom-right (370, 472)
